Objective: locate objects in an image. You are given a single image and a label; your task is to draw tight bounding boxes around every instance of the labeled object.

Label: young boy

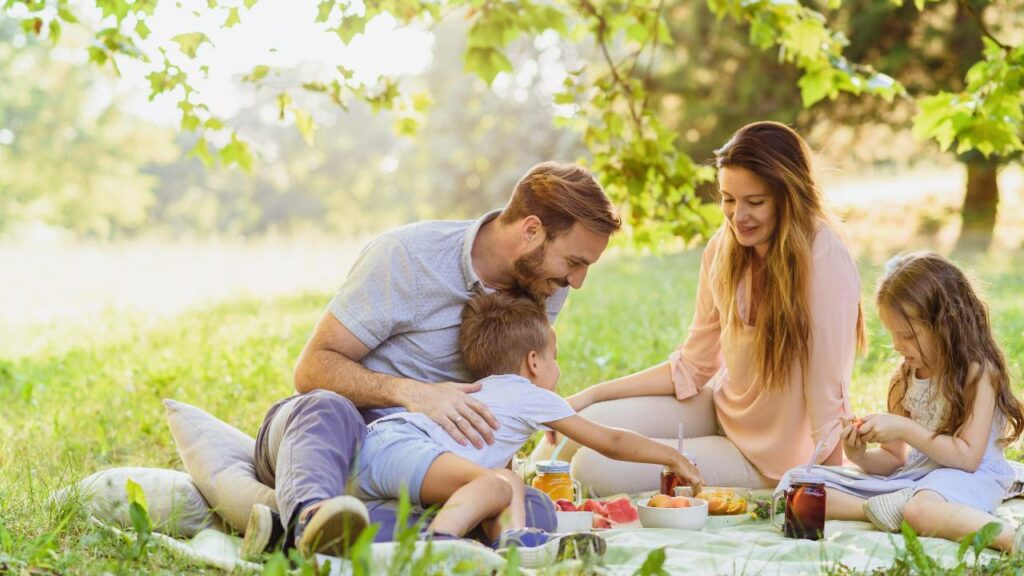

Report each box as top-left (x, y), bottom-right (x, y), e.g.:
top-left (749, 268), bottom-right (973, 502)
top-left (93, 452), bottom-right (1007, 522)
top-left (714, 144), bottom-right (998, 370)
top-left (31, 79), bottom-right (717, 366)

top-left (244, 291), bottom-right (703, 562)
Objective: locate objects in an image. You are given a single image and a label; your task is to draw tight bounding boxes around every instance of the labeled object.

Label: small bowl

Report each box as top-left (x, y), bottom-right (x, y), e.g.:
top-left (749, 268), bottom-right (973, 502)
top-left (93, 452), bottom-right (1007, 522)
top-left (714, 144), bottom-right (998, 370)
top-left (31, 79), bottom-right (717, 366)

top-left (555, 510), bottom-right (594, 533)
top-left (637, 497), bottom-right (708, 531)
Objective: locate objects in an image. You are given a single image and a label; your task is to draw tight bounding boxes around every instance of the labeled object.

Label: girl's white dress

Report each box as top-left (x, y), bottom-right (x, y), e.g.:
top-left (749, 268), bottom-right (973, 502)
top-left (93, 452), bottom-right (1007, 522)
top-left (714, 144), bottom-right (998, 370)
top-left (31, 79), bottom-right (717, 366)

top-left (775, 376), bottom-right (1013, 512)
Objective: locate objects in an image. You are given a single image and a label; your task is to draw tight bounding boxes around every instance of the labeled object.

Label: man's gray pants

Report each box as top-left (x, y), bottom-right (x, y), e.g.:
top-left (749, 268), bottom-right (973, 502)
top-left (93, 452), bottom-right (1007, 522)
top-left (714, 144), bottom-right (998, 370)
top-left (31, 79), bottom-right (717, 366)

top-left (254, 389), bottom-right (556, 542)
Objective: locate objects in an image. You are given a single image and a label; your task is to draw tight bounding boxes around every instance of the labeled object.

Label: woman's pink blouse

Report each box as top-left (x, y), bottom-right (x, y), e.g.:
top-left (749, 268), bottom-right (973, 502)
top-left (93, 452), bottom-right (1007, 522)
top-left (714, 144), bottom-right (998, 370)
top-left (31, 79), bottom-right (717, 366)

top-left (668, 226), bottom-right (861, 480)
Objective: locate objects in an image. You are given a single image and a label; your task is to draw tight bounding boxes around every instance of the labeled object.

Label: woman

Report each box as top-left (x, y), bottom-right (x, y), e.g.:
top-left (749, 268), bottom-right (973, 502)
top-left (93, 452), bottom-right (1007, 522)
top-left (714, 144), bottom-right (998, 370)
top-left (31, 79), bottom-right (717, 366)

top-left (533, 121), bottom-right (865, 494)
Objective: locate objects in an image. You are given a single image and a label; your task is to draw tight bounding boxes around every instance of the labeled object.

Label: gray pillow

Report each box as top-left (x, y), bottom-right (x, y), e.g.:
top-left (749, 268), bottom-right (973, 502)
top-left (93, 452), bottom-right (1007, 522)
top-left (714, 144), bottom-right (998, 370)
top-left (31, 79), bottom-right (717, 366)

top-left (52, 467), bottom-right (219, 537)
top-left (164, 399), bottom-right (277, 534)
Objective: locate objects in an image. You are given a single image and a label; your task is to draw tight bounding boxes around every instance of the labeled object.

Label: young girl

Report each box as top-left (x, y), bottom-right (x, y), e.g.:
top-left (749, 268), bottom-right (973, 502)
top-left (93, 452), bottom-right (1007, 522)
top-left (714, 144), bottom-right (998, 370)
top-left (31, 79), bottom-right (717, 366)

top-left (780, 251), bottom-right (1024, 550)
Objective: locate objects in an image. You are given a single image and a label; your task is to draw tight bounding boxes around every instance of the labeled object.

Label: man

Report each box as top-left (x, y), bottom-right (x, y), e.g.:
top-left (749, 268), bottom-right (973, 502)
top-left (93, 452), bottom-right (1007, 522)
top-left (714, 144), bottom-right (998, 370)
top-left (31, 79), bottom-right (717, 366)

top-left (249, 161), bottom-right (621, 557)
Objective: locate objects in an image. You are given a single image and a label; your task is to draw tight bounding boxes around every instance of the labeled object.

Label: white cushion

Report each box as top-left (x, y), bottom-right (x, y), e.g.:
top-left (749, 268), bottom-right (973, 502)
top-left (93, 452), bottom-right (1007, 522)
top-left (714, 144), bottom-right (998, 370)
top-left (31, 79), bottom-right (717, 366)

top-left (164, 399), bottom-right (277, 534)
top-left (52, 467), bottom-right (218, 537)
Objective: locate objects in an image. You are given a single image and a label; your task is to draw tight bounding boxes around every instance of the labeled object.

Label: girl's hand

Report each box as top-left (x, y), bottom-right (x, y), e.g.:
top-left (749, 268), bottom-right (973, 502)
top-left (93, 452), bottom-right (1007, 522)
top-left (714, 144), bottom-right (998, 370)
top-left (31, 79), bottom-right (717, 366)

top-left (857, 413), bottom-right (910, 444)
top-left (669, 454), bottom-right (705, 495)
top-left (840, 422), bottom-right (866, 460)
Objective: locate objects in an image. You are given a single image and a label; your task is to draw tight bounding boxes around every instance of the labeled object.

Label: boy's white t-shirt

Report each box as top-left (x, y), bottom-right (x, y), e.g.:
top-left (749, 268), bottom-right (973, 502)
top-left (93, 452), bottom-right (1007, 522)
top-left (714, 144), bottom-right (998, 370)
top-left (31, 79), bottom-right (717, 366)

top-left (369, 374), bottom-right (576, 469)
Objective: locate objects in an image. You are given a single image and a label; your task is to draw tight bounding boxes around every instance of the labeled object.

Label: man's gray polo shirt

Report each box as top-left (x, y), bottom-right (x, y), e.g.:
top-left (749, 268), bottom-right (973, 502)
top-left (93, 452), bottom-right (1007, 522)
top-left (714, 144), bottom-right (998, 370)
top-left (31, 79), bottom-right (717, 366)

top-left (328, 210), bottom-right (569, 423)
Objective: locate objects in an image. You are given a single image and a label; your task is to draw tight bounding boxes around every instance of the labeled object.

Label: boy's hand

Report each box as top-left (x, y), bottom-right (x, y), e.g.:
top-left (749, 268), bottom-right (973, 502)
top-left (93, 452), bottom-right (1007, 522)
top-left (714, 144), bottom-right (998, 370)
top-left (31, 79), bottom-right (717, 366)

top-left (669, 455), bottom-right (704, 495)
top-left (405, 382), bottom-right (499, 448)
top-left (857, 413), bottom-right (909, 444)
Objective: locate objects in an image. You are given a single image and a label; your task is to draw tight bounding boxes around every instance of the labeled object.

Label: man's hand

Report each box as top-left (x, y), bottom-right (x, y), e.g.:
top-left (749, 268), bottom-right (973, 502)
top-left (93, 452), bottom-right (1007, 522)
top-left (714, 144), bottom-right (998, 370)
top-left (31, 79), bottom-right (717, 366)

top-left (404, 382), bottom-right (499, 448)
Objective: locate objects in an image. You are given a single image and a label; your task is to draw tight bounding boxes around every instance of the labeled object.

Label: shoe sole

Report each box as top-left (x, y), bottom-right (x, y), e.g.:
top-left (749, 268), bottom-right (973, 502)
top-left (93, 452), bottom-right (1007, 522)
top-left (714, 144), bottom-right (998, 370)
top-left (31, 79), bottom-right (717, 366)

top-left (240, 504), bottom-right (272, 560)
top-left (297, 496), bottom-right (370, 558)
top-left (509, 532), bottom-right (607, 567)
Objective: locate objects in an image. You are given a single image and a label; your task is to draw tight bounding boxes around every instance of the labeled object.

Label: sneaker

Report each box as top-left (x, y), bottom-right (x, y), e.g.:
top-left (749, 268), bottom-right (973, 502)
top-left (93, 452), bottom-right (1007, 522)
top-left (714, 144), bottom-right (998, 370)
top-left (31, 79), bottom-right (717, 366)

top-left (863, 488), bottom-right (914, 533)
top-left (1012, 522), bottom-right (1024, 555)
top-left (295, 495), bottom-right (370, 558)
top-left (240, 503), bottom-right (286, 559)
top-left (495, 528), bottom-right (606, 567)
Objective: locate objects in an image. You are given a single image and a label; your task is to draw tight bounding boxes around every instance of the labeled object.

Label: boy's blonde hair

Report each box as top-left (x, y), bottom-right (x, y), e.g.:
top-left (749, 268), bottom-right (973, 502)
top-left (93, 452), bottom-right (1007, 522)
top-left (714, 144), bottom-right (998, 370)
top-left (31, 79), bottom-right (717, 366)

top-left (877, 251), bottom-right (1024, 444)
top-left (459, 291), bottom-right (551, 380)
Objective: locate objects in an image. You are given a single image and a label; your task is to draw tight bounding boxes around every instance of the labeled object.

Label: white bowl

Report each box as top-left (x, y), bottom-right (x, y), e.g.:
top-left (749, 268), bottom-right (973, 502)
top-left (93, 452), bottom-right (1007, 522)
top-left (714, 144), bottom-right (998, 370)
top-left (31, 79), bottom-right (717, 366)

top-left (637, 497), bottom-right (708, 531)
top-left (556, 510), bottom-right (594, 533)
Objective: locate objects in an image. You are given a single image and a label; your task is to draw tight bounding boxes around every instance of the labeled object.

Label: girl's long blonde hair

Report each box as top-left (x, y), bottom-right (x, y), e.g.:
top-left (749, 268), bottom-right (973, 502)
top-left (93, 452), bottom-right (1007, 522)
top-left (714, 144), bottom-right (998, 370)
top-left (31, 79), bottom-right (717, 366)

top-left (713, 122), bottom-right (865, 393)
top-left (878, 251), bottom-right (1024, 444)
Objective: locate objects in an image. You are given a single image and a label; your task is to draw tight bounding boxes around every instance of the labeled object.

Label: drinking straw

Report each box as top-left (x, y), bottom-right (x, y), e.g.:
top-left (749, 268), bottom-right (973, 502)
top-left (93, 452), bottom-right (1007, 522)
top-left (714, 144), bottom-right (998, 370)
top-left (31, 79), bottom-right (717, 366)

top-left (677, 422), bottom-right (684, 454)
top-left (549, 435), bottom-right (569, 464)
top-left (806, 439), bottom-right (826, 468)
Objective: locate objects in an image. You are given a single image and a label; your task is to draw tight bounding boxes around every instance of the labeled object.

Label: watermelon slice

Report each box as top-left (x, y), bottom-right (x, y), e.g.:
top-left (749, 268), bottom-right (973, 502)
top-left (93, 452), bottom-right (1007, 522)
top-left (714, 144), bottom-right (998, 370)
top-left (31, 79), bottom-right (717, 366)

top-left (580, 499), bottom-right (608, 516)
top-left (603, 497), bottom-right (639, 524)
top-left (592, 514), bottom-right (612, 529)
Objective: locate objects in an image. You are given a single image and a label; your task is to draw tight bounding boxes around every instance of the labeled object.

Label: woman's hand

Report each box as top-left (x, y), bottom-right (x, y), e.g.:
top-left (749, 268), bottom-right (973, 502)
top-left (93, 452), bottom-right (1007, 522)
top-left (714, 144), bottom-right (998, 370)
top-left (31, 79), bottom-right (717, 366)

top-left (566, 388), bottom-right (596, 412)
top-left (840, 421), bottom-right (866, 461)
top-left (668, 454), bottom-right (705, 495)
top-left (857, 413), bottom-right (911, 444)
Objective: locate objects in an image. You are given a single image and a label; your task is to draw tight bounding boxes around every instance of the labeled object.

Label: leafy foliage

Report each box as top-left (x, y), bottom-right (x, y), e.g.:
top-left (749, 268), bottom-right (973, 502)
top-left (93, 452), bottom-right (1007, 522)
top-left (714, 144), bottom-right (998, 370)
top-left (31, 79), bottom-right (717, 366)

top-left (4, 0), bottom-right (1021, 242)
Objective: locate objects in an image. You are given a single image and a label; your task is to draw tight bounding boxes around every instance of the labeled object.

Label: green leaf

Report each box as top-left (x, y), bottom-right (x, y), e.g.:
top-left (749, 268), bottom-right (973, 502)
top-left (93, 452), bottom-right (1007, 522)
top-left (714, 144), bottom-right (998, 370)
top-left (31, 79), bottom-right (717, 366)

top-left (411, 92), bottom-right (431, 113)
top-left (394, 116), bottom-right (418, 137)
top-left (316, 0), bottom-right (333, 23)
top-left (188, 137), bottom-right (215, 167)
top-left (293, 108), bottom-right (315, 145)
top-left (220, 135), bottom-right (253, 171)
top-left (972, 522), bottom-right (1003, 559)
top-left (48, 19), bottom-right (61, 44)
top-left (244, 0), bottom-right (257, 8)
top-left (57, 6), bottom-right (79, 23)
top-left (88, 46), bottom-right (108, 67)
top-left (125, 478), bottom-right (149, 513)
top-left (224, 7), bottom-right (241, 28)
top-left (798, 67), bottom-right (834, 107)
top-left (633, 546), bottom-right (669, 576)
top-left (785, 18), bottom-right (828, 61)
top-left (171, 32), bottom-right (211, 58)
top-left (335, 14), bottom-right (367, 44)
top-left (135, 19), bottom-right (151, 39)
top-left (464, 46), bottom-right (512, 84)
top-left (243, 65), bottom-right (270, 83)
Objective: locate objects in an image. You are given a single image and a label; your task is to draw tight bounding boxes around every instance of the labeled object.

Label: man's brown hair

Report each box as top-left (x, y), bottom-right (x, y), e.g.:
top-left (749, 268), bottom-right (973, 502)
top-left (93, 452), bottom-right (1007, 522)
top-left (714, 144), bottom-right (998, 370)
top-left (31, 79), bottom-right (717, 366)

top-left (459, 291), bottom-right (550, 380)
top-left (498, 162), bottom-right (621, 239)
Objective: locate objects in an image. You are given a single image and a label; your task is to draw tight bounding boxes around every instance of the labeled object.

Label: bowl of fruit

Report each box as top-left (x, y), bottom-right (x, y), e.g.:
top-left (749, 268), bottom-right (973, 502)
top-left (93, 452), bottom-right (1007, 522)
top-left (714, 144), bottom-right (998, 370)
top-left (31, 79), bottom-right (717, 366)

top-left (636, 494), bottom-right (708, 530)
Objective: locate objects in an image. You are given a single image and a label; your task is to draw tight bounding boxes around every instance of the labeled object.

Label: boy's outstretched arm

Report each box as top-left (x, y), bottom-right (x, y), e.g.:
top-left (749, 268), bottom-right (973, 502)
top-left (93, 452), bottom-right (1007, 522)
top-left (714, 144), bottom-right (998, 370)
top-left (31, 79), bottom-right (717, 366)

top-left (546, 415), bottom-right (704, 493)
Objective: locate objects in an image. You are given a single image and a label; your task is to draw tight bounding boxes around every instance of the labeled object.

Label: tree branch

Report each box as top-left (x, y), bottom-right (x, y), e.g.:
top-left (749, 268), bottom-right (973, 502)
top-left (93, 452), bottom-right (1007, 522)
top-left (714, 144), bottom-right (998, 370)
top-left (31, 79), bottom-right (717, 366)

top-left (577, 0), bottom-right (643, 128)
top-left (958, 0), bottom-right (1010, 52)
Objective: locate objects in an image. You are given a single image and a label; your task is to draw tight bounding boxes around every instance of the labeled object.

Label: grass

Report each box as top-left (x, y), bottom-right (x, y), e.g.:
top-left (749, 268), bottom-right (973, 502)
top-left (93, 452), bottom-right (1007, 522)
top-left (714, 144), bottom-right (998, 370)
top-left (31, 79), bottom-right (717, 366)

top-left (1, 246), bottom-right (1023, 574)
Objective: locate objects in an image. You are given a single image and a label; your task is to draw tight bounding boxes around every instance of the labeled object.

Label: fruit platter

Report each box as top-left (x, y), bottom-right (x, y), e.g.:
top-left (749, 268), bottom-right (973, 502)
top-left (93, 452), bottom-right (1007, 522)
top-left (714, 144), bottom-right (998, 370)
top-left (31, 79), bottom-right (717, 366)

top-left (694, 487), bottom-right (749, 515)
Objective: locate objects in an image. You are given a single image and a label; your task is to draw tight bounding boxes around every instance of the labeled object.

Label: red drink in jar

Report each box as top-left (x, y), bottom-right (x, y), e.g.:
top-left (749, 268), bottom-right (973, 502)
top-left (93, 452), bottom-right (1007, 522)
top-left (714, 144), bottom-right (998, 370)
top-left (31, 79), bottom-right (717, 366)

top-left (782, 470), bottom-right (827, 540)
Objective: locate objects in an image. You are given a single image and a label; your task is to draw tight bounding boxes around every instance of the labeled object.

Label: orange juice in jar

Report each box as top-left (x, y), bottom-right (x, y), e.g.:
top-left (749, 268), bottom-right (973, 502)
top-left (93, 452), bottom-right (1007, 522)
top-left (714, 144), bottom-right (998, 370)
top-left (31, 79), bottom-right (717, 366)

top-left (531, 460), bottom-right (579, 502)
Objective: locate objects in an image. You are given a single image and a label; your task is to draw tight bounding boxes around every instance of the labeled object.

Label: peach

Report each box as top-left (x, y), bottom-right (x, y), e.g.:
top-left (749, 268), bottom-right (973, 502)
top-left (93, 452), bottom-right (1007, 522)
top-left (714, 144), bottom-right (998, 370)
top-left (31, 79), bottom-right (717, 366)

top-left (648, 494), bottom-right (673, 508)
top-left (669, 497), bottom-right (691, 508)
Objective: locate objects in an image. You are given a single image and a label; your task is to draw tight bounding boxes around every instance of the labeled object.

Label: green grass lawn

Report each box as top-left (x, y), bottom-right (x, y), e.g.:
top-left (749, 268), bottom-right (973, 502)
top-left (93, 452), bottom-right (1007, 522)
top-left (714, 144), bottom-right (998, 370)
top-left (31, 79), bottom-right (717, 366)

top-left (1, 247), bottom-right (1022, 574)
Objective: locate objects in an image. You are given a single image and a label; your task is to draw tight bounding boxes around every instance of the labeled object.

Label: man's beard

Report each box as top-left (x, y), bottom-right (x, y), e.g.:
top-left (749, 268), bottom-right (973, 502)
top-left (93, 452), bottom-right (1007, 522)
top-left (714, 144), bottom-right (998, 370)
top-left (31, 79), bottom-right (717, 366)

top-left (512, 242), bottom-right (568, 299)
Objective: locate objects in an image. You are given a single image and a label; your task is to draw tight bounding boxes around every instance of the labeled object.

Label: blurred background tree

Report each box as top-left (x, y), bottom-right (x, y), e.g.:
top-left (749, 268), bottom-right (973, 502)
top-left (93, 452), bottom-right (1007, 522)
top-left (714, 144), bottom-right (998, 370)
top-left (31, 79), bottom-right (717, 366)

top-left (1, 0), bottom-right (1021, 248)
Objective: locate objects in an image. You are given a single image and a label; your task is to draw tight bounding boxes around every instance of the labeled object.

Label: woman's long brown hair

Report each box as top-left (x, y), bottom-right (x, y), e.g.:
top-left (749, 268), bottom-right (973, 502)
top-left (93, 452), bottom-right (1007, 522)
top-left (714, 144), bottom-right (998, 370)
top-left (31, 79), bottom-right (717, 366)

top-left (878, 252), bottom-right (1024, 444)
top-left (713, 121), bottom-right (866, 393)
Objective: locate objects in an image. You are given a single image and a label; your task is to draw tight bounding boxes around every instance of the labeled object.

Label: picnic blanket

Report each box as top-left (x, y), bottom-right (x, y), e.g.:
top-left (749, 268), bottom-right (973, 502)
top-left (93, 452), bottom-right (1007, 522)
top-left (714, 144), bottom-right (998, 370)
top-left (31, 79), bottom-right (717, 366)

top-left (120, 497), bottom-right (1024, 575)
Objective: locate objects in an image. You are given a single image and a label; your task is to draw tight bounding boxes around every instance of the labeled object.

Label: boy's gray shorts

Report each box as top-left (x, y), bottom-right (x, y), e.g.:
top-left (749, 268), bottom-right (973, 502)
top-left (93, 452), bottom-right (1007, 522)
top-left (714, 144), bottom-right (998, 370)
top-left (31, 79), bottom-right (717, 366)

top-left (354, 422), bottom-right (446, 506)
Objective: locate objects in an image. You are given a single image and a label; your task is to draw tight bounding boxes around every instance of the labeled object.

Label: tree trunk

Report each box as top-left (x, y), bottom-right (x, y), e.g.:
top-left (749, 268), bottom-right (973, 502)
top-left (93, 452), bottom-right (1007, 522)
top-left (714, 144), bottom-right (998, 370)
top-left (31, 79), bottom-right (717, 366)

top-left (956, 160), bottom-right (1000, 252)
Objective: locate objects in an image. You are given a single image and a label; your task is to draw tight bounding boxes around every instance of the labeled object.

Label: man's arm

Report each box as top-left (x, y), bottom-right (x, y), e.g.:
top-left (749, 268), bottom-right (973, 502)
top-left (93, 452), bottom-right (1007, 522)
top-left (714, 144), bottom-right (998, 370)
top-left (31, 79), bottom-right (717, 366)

top-left (293, 312), bottom-right (498, 447)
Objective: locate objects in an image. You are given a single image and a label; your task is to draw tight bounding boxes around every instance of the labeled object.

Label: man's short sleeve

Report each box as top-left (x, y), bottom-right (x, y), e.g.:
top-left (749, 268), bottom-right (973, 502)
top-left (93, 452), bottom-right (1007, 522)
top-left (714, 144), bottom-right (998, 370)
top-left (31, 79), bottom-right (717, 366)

top-left (327, 234), bottom-right (419, 350)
